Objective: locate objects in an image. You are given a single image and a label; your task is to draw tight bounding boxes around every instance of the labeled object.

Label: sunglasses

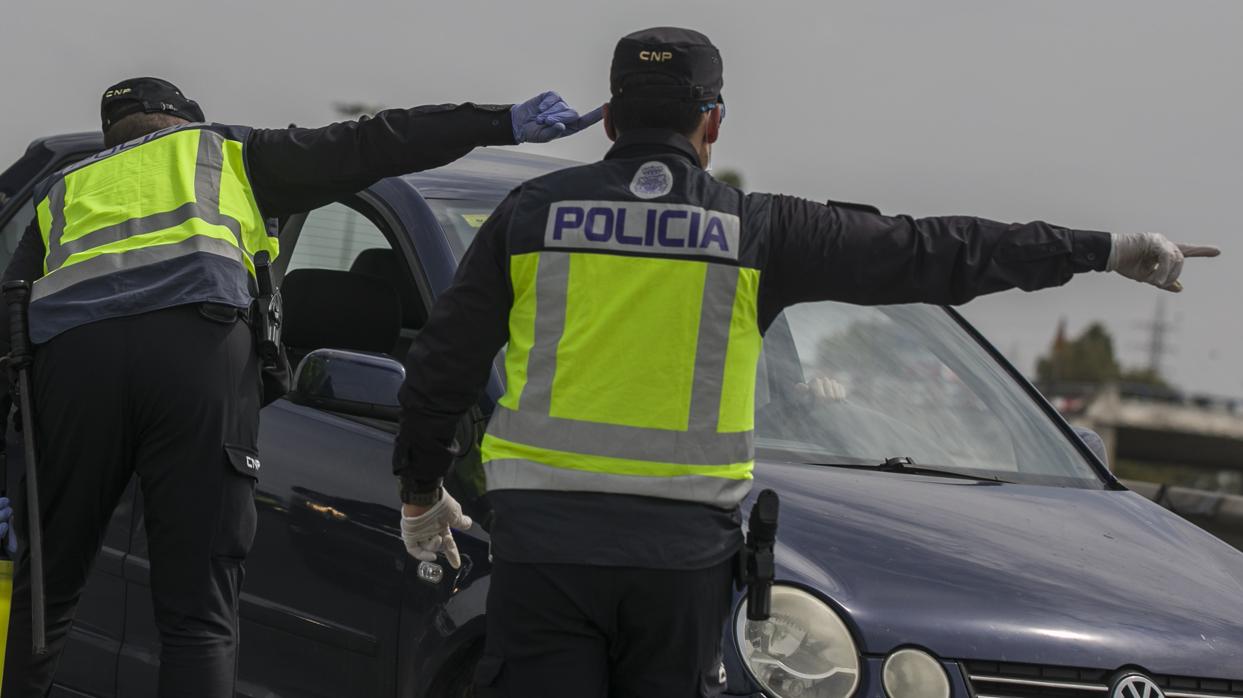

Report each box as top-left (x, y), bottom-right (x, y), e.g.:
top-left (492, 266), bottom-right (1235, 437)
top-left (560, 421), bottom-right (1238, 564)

top-left (700, 97), bottom-right (726, 124)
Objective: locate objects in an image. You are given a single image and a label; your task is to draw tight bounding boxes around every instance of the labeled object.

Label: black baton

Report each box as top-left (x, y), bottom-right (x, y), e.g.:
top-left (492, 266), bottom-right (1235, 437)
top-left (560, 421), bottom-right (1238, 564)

top-left (4, 280), bottom-right (48, 654)
top-left (1, 389), bottom-right (8, 555)
top-left (1, 391), bottom-right (8, 519)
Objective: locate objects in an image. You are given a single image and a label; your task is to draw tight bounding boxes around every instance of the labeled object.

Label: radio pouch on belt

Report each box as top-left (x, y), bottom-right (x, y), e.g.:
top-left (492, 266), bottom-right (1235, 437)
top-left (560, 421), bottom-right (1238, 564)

top-left (253, 253), bottom-right (291, 406)
top-left (737, 489), bottom-right (779, 621)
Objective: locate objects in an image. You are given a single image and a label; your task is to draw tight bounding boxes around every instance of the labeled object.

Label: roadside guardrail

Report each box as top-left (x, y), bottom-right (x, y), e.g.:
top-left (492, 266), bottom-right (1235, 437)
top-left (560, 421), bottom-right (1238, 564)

top-left (1124, 479), bottom-right (1243, 551)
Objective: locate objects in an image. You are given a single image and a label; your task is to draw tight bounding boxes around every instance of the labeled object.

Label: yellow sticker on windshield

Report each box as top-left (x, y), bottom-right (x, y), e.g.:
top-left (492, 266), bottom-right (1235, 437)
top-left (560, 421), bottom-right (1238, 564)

top-left (461, 214), bottom-right (490, 228)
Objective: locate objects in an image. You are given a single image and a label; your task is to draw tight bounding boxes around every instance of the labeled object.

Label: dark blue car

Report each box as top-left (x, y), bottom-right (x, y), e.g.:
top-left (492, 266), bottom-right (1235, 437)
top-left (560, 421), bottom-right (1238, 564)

top-left (2, 133), bottom-right (1242, 698)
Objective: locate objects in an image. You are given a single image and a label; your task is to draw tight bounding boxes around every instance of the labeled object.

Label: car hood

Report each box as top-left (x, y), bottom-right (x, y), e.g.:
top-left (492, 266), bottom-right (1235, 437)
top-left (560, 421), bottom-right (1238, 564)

top-left (752, 460), bottom-right (1243, 679)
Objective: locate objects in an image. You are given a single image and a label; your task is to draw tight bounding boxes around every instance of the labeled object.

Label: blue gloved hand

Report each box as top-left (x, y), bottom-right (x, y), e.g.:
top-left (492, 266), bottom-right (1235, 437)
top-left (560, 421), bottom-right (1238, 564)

top-left (0, 496), bottom-right (16, 556)
top-left (511, 92), bottom-right (604, 144)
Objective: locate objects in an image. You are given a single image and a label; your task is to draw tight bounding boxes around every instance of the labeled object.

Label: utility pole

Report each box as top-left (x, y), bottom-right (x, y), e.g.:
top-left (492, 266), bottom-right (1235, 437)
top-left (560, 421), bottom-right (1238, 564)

top-left (1137, 297), bottom-right (1175, 376)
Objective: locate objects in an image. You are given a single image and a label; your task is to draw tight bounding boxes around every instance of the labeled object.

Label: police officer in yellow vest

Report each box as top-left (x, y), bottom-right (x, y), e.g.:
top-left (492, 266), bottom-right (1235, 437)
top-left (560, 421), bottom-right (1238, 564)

top-left (0, 77), bottom-right (600, 697)
top-left (392, 28), bottom-right (1218, 696)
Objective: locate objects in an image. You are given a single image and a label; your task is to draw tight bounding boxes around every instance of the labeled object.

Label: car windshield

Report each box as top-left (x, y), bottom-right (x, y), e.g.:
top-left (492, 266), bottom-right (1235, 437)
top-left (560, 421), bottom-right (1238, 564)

top-left (427, 199), bottom-right (500, 258)
top-left (431, 197), bottom-right (1102, 489)
top-left (757, 302), bottom-right (1102, 487)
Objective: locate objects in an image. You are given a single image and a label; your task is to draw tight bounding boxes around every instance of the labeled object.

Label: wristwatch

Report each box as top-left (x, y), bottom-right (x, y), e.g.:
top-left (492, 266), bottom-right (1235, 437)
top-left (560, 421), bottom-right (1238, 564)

top-left (399, 479), bottom-right (443, 507)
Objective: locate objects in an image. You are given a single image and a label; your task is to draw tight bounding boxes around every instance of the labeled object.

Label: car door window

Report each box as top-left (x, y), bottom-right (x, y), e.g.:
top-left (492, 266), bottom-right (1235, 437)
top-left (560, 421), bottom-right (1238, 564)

top-left (280, 200), bottom-right (426, 364)
top-left (285, 202), bottom-right (391, 273)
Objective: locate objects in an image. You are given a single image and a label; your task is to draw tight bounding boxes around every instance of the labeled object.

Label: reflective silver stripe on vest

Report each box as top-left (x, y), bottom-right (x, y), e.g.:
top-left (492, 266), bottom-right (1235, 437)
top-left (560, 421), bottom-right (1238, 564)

top-left (484, 458), bottom-right (753, 509)
top-left (488, 406), bottom-right (752, 465)
top-left (43, 130), bottom-right (244, 274)
top-left (518, 252), bottom-right (571, 414)
top-left (30, 235), bottom-right (246, 302)
top-left (44, 179), bottom-right (67, 272)
top-left (689, 263), bottom-right (739, 429)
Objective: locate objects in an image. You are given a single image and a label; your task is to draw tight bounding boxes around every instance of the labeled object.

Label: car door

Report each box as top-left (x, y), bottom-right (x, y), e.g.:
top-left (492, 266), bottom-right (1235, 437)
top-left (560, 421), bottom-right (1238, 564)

top-left (116, 196), bottom-right (418, 696)
top-left (1, 137), bottom-right (137, 698)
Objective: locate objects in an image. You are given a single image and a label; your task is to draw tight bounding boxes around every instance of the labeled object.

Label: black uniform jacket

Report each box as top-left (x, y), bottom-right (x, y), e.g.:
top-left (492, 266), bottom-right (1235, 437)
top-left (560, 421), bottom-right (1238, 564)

top-left (1, 103), bottom-right (515, 297)
top-left (395, 129), bottom-right (1111, 569)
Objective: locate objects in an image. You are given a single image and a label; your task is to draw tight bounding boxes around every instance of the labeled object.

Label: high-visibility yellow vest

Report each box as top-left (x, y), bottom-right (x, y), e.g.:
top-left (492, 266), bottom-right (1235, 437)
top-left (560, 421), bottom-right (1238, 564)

top-left (29, 124), bottom-right (277, 343)
top-left (480, 155), bottom-right (764, 509)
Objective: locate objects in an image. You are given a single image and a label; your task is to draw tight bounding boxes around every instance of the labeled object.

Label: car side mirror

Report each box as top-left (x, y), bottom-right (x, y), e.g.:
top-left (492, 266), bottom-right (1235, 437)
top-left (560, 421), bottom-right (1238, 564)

top-left (287, 348), bottom-right (404, 421)
top-left (1073, 426), bottom-right (1110, 469)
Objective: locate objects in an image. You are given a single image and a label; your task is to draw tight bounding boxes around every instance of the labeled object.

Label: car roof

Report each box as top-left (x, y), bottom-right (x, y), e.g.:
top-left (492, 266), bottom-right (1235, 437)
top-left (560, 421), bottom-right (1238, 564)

top-left (29, 132), bottom-right (581, 202)
top-left (396, 148), bottom-right (580, 200)
top-left (28, 131), bottom-right (102, 157)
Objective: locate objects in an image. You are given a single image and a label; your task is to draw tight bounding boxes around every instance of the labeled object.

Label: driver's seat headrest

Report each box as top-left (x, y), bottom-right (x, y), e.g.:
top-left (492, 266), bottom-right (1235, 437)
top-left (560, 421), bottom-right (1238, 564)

top-left (281, 268), bottom-right (401, 358)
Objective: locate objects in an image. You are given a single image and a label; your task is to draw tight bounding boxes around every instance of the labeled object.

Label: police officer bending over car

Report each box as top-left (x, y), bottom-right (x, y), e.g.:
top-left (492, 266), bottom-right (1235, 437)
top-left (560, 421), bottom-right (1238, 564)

top-left (392, 27), bottom-right (1219, 696)
top-left (0, 77), bottom-right (600, 698)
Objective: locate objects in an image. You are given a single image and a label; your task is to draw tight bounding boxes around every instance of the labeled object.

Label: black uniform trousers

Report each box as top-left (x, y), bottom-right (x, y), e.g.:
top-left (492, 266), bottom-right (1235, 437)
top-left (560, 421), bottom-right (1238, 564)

top-left (476, 558), bottom-right (735, 697)
top-left (3, 302), bottom-right (261, 698)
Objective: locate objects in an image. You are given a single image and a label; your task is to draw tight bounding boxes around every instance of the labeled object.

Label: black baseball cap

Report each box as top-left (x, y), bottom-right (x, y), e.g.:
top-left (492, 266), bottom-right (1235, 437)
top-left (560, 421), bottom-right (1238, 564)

top-left (100, 77), bottom-right (204, 131)
top-left (610, 27), bottom-right (723, 102)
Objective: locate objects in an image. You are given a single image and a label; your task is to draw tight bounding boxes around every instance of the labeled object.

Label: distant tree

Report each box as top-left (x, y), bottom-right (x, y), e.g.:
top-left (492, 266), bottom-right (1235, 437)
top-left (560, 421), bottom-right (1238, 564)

top-left (1035, 321), bottom-right (1120, 384)
top-left (1119, 366), bottom-right (1169, 388)
top-left (714, 168), bottom-right (745, 190)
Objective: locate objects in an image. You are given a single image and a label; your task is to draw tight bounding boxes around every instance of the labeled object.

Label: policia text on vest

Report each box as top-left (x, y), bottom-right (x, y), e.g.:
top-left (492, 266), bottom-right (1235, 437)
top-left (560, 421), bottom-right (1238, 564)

top-left (547, 201), bottom-right (739, 259)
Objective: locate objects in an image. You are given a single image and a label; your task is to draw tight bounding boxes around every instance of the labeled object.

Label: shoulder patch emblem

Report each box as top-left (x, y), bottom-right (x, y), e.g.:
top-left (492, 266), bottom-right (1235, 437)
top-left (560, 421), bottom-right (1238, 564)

top-left (629, 161), bottom-right (674, 199)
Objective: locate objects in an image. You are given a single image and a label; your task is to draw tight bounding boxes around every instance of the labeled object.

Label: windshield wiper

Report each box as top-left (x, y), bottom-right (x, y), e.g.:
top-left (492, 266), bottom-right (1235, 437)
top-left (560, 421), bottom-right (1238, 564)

top-left (805, 456), bottom-right (1010, 483)
top-left (876, 457), bottom-right (1010, 482)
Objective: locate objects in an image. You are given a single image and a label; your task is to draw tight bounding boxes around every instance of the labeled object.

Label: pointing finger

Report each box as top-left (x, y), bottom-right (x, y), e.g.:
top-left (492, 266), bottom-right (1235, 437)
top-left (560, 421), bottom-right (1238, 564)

top-left (572, 105), bottom-right (605, 130)
top-left (1178, 244), bottom-right (1221, 258)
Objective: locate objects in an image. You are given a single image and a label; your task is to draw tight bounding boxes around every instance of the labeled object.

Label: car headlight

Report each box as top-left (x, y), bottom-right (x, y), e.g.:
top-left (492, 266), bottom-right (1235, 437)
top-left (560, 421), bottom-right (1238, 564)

top-left (882, 648), bottom-right (949, 698)
top-left (736, 585), bottom-right (860, 698)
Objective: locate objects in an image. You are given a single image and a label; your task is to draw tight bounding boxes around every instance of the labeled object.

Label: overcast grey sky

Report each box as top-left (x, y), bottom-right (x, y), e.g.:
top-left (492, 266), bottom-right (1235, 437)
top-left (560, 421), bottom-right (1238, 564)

top-left (3, 0), bottom-right (1239, 393)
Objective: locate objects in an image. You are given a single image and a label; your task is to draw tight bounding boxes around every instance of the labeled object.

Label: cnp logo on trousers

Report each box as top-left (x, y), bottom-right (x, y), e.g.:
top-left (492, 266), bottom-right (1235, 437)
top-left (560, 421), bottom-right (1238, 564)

top-left (1111, 674), bottom-right (1164, 698)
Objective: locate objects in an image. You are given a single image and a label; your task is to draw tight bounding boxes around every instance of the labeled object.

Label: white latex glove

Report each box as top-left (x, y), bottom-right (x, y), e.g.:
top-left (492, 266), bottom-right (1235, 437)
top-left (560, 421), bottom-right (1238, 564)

top-left (400, 489), bottom-right (472, 569)
top-left (1107, 233), bottom-right (1220, 292)
top-left (794, 375), bottom-right (848, 404)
